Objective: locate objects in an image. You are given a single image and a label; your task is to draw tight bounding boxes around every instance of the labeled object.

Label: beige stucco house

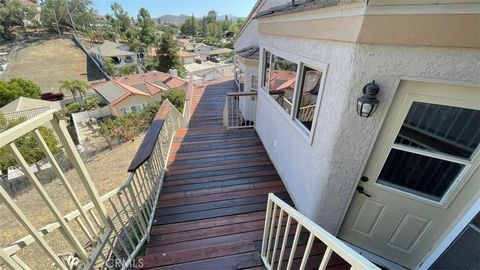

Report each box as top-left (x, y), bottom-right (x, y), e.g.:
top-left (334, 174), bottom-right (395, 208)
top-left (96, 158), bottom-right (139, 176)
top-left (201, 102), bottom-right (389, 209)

top-left (234, 0), bottom-right (480, 269)
top-left (91, 41), bottom-right (139, 67)
top-left (92, 71), bottom-right (186, 117)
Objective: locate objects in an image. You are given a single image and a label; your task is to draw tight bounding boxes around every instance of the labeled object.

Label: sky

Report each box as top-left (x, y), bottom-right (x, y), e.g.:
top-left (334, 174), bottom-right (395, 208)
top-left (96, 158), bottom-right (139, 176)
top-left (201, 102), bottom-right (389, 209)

top-left (93, 0), bottom-right (258, 18)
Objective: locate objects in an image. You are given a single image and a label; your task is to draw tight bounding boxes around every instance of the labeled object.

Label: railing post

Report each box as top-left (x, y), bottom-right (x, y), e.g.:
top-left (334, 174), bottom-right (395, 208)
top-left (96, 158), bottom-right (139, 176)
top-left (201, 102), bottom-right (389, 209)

top-left (50, 113), bottom-right (112, 229)
top-left (224, 92), bottom-right (257, 129)
top-left (261, 193), bottom-right (380, 270)
top-left (261, 194), bottom-right (274, 259)
top-left (223, 96), bottom-right (229, 128)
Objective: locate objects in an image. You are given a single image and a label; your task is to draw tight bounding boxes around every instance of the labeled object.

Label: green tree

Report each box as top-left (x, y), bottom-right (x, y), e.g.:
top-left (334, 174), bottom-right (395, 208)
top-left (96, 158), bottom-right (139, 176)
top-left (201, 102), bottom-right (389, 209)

top-left (40, 0), bottom-right (68, 37)
top-left (0, 115), bottom-right (60, 175)
top-left (59, 79), bottom-right (89, 102)
top-left (108, 2), bottom-right (131, 38)
top-left (0, 78), bottom-right (41, 107)
top-left (118, 64), bottom-right (137, 76)
top-left (0, 0), bottom-right (39, 39)
top-left (67, 0), bottom-right (96, 32)
top-left (205, 10), bottom-right (217, 24)
top-left (221, 15), bottom-right (232, 33)
top-left (102, 58), bottom-right (116, 76)
top-left (154, 32), bottom-right (181, 73)
top-left (160, 88), bottom-right (185, 113)
top-left (200, 17), bottom-right (208, 37)
top-left (180, 14), bottom-right (197, 37)
top-left (137, 8), bottom-right (155, 47)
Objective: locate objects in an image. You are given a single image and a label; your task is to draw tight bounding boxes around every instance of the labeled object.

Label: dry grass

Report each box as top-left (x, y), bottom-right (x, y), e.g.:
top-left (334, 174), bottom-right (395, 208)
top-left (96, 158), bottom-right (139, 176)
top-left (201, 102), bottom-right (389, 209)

top-left (0, 36), bottom-right (105, 93)
top-left (0, 134), bottom-right (144, 269)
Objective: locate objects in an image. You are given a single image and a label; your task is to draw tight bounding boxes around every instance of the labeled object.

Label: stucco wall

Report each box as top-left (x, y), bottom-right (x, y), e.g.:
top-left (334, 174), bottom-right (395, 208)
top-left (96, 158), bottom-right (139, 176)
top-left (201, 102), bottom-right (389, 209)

top-left (256, 34), bottom-right (480, 234)
top-left (235, 20), bottom-right (260, 51)
top-left (237, 59), bottom-right (259, 121)
top-left (112, 95), bottom-right (153, 117)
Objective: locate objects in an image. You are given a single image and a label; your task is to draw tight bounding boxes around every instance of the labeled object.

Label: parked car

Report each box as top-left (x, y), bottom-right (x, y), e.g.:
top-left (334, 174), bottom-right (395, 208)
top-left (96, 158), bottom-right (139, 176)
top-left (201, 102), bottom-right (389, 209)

top-left (41, 92), bottom-right (64, 101)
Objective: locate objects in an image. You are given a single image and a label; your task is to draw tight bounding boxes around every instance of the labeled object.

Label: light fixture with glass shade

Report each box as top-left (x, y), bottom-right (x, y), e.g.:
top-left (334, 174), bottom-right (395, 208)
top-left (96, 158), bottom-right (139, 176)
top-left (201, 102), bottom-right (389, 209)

top-left (357, 80), bottom-right (380, 118)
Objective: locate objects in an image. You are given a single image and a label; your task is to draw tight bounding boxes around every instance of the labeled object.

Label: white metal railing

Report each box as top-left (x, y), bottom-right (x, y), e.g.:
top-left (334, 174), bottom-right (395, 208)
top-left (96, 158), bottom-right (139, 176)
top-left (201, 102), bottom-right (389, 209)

top-left (0, 84), bottom-right (194, 269)
top-left (223, 92), bottom-right (257, 129)
top-left (298, 104), bottom-right (316, 122)
top-left (261, 193), bottom-right (380, 270)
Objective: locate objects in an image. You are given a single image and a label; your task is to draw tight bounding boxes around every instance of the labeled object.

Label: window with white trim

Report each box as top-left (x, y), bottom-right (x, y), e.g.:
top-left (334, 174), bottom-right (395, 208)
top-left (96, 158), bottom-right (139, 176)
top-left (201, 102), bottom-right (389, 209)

top-left (262, 49), bottom-right (325, 135)
top-left (294, 66), bottom-right (323, 131)
top-left (264, 53), bottom-right (298, 114)
top-left (122, 104), bottom-right (144, 114)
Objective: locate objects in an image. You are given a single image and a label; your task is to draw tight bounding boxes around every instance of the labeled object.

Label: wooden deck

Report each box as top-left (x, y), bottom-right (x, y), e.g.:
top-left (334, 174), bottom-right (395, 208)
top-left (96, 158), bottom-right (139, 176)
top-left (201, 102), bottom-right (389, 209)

top-left (139, 79), bottom-right (350, 269)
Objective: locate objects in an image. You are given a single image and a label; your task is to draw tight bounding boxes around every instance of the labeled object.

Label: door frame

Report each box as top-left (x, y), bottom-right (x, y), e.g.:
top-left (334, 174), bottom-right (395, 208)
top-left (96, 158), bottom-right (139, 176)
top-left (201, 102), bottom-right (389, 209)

top-left (338, 76), bottom-right (480, 269)
top-left (420, 196), bottom-right (480, 269)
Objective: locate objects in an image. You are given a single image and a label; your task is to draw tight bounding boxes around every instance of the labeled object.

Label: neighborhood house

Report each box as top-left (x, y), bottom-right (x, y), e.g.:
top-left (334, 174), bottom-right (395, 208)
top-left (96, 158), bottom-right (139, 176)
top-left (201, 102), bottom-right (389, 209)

top-left (90, 40), bottom-right (139, 67)
top-left (92, 71), bottom-right (186, 116)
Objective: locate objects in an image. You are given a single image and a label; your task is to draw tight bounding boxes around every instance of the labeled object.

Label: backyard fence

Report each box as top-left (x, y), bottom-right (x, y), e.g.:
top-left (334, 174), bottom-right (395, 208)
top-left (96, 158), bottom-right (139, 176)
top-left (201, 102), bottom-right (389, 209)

top-left (0, 151), bottom-right (73, 198)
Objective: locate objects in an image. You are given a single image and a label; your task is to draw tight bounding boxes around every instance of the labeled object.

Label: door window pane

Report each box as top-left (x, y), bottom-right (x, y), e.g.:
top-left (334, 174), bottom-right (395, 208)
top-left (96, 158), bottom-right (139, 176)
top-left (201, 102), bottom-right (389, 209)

top-left (295, 66), bottom-right (322, 131)
top-left (395, 102), bottom-right (480, 159)
top-left (268, 54), bottom-right (298, 114)
top-left (378, 149), bottom-right (464, 201)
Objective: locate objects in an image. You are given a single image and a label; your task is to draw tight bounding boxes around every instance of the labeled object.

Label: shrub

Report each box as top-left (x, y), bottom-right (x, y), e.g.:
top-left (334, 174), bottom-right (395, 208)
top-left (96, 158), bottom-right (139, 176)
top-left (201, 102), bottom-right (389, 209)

top-left (160, 88), bottom-right (185, 113)
top-left (0, 78), bottom-right (42, 107)
top-left (99, 113), bottom-right (149, 144)
top-left (82, 96), bottom-right (102, 111)
top-left (66, 102), bottom-right (82, 113)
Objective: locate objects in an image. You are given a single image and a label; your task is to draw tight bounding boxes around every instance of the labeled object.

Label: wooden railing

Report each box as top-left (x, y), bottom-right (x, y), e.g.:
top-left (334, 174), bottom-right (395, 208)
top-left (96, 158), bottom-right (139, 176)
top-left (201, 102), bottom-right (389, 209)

top-left (262, 193), bottom-right (380, 270)
top-left (0, 83), bottom-right (194, 269)
top-left (223, 92), bottom-right (257, 129)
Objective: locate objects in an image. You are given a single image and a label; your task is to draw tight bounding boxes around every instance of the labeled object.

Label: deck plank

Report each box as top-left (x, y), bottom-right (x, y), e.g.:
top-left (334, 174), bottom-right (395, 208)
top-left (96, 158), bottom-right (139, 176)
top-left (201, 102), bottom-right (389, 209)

top-left (140, 78), bottom-right (350, 269)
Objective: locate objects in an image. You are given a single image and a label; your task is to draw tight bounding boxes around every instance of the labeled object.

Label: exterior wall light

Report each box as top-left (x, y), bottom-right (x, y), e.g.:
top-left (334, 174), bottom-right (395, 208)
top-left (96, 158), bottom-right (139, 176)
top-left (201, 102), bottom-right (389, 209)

top-left (357, 80), bottom-right (380, 118)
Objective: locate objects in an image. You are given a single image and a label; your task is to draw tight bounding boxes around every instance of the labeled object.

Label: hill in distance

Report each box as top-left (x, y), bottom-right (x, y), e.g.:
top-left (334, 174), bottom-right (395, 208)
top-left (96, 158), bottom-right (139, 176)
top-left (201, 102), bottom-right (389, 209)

top-left (154, 14), bottom-right (244, 25)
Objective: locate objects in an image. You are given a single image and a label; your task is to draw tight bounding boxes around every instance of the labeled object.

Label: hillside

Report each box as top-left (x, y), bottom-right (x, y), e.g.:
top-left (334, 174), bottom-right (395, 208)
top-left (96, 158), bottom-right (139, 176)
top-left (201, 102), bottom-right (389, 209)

top-left (155, 14), bottom-right (244, 25)
top-left (155, 15), bottom-right (189, 25)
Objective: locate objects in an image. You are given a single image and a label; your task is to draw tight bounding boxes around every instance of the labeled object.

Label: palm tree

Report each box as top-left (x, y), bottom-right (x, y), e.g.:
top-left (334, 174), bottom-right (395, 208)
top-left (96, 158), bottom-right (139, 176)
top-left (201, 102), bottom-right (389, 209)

top-left (59, 80), bottom-right (89, 102)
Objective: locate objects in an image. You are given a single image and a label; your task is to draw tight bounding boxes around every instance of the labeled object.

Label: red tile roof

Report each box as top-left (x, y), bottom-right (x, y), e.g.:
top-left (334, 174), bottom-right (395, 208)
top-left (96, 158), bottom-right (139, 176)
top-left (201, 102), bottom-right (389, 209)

top-left (116, 71), bottom-right (186, 89)
top-left (93, 71), bottom-right (187, 106)
top-left (269, 70), bottom-right (296, 90)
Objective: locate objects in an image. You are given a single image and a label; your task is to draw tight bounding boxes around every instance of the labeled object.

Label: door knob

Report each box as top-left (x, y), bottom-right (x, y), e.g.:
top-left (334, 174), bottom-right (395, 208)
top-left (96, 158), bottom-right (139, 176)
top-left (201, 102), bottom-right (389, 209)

top-left (356, 186), bottom-right (372, 197)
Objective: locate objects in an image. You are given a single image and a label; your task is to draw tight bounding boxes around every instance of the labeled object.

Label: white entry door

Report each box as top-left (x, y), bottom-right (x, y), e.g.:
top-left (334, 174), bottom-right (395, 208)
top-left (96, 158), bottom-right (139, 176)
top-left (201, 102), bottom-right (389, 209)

top-left (339, 80), bottom-right (480, 269)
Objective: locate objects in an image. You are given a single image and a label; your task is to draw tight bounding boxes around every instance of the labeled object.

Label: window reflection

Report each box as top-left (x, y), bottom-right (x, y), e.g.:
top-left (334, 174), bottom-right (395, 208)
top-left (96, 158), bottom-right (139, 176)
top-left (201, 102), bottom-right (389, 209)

top-left (295, 66), bottom-right (322, 131)
top-left (395, 102), bottom-right (480, 159)
top-left (378, 149), bottom-right (464, 201)
top-left (268, 54), bottom-right (297, 114)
